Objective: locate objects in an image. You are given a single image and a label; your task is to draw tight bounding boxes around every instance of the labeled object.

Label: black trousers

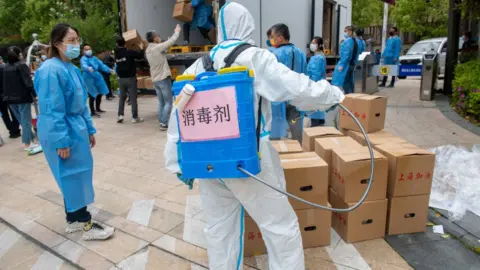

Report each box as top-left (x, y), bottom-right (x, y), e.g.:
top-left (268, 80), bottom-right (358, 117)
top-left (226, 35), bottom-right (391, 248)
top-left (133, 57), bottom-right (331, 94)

top-left (102, 73), bottom-right (113, 98)
top-left (183, 24), bottom-right (212, 43)
top-left (0, 99), bottom-right (20, 136)
top-left (65, 206), bottom-right (91, 223)
top-left (88, 94), bottom-right (102, 114)
top-left (382, 76), bottom-right (396, 86)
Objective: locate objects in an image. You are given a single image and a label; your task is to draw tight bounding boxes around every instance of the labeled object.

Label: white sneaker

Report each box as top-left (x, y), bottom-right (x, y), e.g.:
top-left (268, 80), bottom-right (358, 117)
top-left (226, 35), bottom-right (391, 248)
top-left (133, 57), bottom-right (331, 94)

top-left (117, 115), bottom-right (124, 123)
top-left (27, 144), bottom-right (43, 156)
top-left (82, 221), bottom-right (115, 241)
top-left (159, 123), bottom-right (168, 131)
top-left (65, 222), bottom-right (84, 234)
top-left (132, 118), bottom-right (144, 124)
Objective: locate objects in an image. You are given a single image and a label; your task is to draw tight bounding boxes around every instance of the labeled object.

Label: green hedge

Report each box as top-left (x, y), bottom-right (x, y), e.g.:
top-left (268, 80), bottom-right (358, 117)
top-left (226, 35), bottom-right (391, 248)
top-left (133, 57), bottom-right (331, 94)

top-left (452, 60), bottom-right (480, 120)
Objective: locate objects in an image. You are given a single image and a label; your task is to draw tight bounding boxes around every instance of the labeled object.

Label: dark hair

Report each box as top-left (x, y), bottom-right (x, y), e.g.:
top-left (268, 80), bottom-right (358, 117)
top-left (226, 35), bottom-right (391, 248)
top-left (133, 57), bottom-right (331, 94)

top-left (345, 25), bottom-right (355, 33)
top-left (266, 28), bottom-right (272, 37)
top-left (355, 28), bottom-right (364, 37)
top-left (82, 44), bottom-right (91, 52)
top-left (48, 23), bottom-right (79, 59)
top-left (7, 46), bottom-right (22, 64)
top-left (146, 31), bottom-right (156, 43)
top-left (313, 36), bottom-right (324, 52)
top-left (392, 27), bottom-right (398, 33)
top-left (116, 36), bottom-right (126, 47)
top-left (271, 23), bottom-right (290, 41)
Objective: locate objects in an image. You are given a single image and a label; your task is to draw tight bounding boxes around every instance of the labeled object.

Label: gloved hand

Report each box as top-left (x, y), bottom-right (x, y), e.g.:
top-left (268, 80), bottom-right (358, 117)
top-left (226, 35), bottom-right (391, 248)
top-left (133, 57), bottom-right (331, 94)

top-left (177, 173), bottom-right (194, 190)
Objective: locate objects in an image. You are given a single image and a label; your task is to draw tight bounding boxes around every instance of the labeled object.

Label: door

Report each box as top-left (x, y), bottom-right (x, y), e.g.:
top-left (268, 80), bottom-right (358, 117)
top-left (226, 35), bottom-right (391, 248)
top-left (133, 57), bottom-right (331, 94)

top-left (438, 41), bottom-right (447, 77)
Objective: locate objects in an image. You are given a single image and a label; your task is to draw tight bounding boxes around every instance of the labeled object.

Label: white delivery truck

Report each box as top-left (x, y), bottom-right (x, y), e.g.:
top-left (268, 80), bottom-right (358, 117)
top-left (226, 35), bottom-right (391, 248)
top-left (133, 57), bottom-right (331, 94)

top-left (118, 0), bottom-right (351, 92)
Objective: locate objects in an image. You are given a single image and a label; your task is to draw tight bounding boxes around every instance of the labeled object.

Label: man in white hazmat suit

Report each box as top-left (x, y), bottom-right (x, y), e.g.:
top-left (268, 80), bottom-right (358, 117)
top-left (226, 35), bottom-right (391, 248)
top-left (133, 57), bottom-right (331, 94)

top-left (164, 2), bottom-right (344, 269)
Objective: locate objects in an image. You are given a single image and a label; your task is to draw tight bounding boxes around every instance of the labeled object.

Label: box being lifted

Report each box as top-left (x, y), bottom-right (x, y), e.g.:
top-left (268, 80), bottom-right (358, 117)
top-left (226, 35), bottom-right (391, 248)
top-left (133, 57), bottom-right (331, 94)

top-left (173, 1), bottom-right (194, 22)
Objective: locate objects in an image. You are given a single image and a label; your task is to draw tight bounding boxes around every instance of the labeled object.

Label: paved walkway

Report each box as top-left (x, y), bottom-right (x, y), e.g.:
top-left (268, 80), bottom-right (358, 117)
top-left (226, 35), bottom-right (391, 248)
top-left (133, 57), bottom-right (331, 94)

top-left (380, 79), bottom-right (479, 149)
top-left (0, 79), bottom-right (478, 270)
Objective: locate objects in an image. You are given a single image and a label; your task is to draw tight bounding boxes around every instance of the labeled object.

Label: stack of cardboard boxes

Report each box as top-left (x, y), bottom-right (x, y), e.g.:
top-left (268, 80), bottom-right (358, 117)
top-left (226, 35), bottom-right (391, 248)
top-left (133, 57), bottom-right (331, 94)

top-left (244, 140), bottom-right (331, 256)
top-left (375, 143), bottom-right (435, 235)
top-left (173, 0), bottom-right (194, 22)
top-left (339, 93), bottom-right (435, 238)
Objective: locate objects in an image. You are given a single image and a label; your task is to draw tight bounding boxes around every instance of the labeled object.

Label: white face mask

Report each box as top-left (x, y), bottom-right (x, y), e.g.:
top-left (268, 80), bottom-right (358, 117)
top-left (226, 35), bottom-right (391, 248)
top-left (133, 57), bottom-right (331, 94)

top-left (310, 43), bottom-right (318, 52)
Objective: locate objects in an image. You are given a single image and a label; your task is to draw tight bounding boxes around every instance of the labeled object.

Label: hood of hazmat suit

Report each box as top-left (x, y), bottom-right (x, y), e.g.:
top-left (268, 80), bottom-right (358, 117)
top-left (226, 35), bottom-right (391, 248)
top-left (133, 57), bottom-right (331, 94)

top-left (164, 2), bottom-right (344, 270)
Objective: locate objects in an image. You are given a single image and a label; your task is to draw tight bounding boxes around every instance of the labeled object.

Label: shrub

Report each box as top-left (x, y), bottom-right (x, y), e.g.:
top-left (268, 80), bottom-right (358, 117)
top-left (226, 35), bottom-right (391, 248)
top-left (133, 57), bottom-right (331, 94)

top-left (452, 60), bottom-right (480, 120)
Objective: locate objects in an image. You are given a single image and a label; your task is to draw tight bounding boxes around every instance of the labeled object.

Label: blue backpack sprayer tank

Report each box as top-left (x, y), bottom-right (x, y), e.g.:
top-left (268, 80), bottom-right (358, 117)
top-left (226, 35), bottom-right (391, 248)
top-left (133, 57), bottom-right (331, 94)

top-left (172, 66), bottom-right (375, 213)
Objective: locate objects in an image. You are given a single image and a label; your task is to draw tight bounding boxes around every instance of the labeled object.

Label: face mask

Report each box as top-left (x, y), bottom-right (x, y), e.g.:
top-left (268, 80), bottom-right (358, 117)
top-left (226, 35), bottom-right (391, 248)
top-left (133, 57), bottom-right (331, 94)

top-left (389, 31), bottom-right (394, 36)
top-left (266, 40), bottom-right (272, 47)
top-left (344, 33), bottom-right (349, 39)
top-left (36, 58), bottom-right (41, 63)
top-left (309, 43), bottom-right (318, 52)
top-left (85, 50), bottom-right (93, 56)
top-left (41, 55), bottom-right (47, 61)
top-left (62, 44), bottom-right (81, 60)
top-left (269, 38), bottom-right (277, 48)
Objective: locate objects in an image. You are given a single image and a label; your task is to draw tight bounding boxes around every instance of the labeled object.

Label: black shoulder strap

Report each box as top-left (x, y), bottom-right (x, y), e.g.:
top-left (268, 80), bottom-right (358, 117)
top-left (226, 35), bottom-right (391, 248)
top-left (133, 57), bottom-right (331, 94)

top-left (350, 38), bottom-right (358, 67)
top-left (223, 43), bottom-right (255, 68)
top-left (202, 54), bottom-right (215, 72)
top-left (290, 46), bottom-right (295, 70)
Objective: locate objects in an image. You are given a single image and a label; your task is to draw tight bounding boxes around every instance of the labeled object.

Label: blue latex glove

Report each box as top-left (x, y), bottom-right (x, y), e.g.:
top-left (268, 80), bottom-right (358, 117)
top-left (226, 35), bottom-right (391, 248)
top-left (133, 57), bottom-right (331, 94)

top-left (177, 173), bottom-right (195, 190)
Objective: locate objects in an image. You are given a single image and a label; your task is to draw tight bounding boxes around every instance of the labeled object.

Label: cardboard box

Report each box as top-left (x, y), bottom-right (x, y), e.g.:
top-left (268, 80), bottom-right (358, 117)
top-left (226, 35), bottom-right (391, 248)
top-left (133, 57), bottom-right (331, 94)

top-left (271, 140), bottom-right (303, 154)
top-left (315, 136), bottom-right (363, 165)
top-left (173, 1), bottom-right (194, 22)
top-left (244, 207), bottom-right (332, 256)
top-left (330, 188), bottom-right (387, 243)
top-left (122, 29), bottom-right (145, 50)
top-left (348, 130), bottom-right (408, 146)
top-left (144, 77), bottom-right (153, 89)
top-left (302, 126), bottom-right (344, 151)
top-left (387, 194), bottom-right (430, 235)
top-left (374, 143), bottom-right (435, 197)
top-left (339, 94), bottom-right (387, 133)
top-left (137, 77), bottom-right (146, 89)
top-left (331, 147), bottom-right (388, 203)
top-left (315, 137), bottom-right (363, 185)
top-left (280, 152), bottom-right (329, 210)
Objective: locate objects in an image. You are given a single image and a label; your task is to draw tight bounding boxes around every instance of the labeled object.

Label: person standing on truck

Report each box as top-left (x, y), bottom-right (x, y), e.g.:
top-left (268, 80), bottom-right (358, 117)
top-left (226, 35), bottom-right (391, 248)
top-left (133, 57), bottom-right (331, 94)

top-left (145, 25), bottom-right (181, 131)
top-left (379, 26), bottom-right (401, 88)
top-left (331, 25), bottom-right (359, 95)
top-left (115, 36), bottom-right (144, 124)
top-left (267, 23), bottom-right (307, 142)
top-left (306, 36), bottom-right (327, 127)
top-left (80, 45), bottom-right (115, 117)
top-left (183, 0), bottom-right (216, 45)
top-left (165, 3), bottom-right (344, 269)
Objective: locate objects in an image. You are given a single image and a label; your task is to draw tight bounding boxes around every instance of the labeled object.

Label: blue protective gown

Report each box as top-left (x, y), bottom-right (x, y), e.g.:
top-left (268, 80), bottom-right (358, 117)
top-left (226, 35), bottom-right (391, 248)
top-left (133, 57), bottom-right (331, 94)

top-left (382, 36), bottom-right (402, 65)
top-left (306, 53), bottom-right (327, 120)
top-left (191, 0), bottom-right (214, 30)
top-left (331, 37), bottom-right (358, 94)
top-left (357, 38), bottom-right (366, 55)
top-left (270, 44), bottom-right (307, 139)
top-left (34, 58), bottom-right (96, 212)
top-left (80, 55), bottom-right (112, 97)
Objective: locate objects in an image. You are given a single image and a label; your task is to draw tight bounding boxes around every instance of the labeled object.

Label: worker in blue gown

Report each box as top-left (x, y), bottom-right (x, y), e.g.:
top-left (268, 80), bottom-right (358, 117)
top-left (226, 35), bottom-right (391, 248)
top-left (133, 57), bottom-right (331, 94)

top-left (356, 29), bottom-right (366, 55)
top-left (306, 36), bottom-right (327, 127)
top-left (183, 0), bottom-right (216, 45)
top-left (34, 23), bottom-right (114, 241)
top-left (331, 25), bottom-right (359, 94)
top-left (380, 26), bottom-right (402, 88)
top-left (267, 23), bottom-right (307, 141)
top-left (80, 45), bottom-right (114, 117)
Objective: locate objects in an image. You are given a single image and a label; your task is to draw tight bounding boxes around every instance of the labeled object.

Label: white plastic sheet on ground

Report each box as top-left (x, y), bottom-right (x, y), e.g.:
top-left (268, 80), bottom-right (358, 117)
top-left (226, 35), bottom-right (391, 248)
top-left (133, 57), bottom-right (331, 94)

top-left (429, 144), bottom-right (480, 220)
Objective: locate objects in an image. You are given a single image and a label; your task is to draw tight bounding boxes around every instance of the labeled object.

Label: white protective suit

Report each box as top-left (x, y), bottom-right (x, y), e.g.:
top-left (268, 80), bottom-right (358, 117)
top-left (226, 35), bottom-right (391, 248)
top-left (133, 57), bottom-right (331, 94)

top-left (164, 2), bottom-right (344, 270)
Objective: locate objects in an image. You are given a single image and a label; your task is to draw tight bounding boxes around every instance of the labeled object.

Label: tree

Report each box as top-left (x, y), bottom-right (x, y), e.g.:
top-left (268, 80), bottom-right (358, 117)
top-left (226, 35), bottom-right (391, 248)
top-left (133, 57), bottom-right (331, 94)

top-left (391, 0), bottom-right (449, 39)
top-left (352, 0), bottom-right (384, 29)
top-left (0, 0), bottom-right (27, 44)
